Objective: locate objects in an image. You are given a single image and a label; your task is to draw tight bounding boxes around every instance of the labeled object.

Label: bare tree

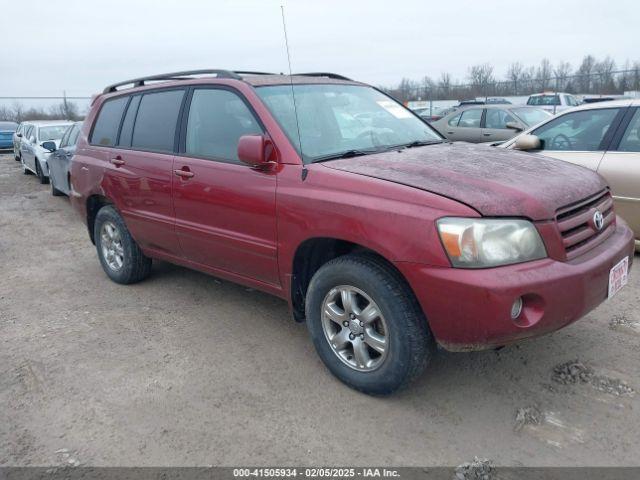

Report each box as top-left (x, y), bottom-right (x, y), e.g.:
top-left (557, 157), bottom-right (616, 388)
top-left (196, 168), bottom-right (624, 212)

top-left (576, 55), bottom-right (596, 93)
top-left (594, 56), bottom-right (616, 93)
top-left (506, 62), bottom-right (524, 94)
top-left (438, 72), bottom-right (452, 98)
top-left (467, 63), bottom-right (494, 97)
top-left (536, 58), bottom-right (553, 91)
top-left (550, 61), bottom-right (571, 91)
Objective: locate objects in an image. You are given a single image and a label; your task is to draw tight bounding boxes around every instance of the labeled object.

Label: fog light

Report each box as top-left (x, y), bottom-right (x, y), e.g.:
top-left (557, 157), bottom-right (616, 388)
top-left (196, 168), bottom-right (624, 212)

top-left (511, 297), bottom-right (523, 319)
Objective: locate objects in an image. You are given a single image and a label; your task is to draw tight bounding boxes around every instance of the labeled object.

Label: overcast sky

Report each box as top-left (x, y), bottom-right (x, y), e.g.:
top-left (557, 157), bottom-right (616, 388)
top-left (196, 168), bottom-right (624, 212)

top-left (2, 0), bottom-right (638, 97)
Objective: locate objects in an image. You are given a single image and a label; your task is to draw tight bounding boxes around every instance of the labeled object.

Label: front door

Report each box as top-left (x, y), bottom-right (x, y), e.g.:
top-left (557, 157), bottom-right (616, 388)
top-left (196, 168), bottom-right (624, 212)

top-left (531, 107), bottom-right (624, 171)
top-left (598, 107), bottom-right (640, 240)
top-left (481, 108), bottom-right (522, 142)
top-left (172, 87), bottom-right (279, 286)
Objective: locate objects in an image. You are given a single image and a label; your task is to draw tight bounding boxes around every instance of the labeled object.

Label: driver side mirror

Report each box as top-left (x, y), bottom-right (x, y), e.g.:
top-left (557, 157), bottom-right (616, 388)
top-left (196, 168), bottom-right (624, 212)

top-left (42, 141), bottom-right (57, 152)
top-left (237, 135), bottom-right (276, 168)
top-left (514, 134), bottom-right (541, 151)
top-left (505, 121), bottom-right (523, 131)
top-left (16, 132), bottom-right (22, 138)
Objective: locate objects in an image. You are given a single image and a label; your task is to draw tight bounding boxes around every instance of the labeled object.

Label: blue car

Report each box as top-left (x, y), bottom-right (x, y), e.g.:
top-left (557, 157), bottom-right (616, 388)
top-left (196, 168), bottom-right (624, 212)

top-left (0, 121), bottom-right (18, 149)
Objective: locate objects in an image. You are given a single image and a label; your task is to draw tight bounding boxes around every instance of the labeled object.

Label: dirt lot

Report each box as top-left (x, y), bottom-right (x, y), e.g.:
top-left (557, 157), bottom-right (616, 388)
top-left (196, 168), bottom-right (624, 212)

top-left (1, 152), bottom-right (639, 467)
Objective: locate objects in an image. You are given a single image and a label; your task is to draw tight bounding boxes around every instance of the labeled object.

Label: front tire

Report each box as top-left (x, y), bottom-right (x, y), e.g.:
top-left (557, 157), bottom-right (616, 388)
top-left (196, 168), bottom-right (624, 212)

top-left (94, 205), bottom-right (152, 284)
top-left (305, 254), bottom-right (433, 395)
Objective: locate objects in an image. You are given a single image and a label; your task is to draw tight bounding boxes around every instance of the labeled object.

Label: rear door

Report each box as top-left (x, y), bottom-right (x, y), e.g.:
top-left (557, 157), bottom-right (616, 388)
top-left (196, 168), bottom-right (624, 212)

top-left (597, 107), bottom-right (640, 238)
top-left (172, 86), bottom-right (279, 286)
top-left (481, 108), bottom-right (522, 142)
top-left (90, 91), bottom-right (183, 256)
top-left (529, 107), bottom-right (625, 170)
top-left (441, 108), bottom-right (483, 142)
top-left (21, 125), bottom-right (36, 169)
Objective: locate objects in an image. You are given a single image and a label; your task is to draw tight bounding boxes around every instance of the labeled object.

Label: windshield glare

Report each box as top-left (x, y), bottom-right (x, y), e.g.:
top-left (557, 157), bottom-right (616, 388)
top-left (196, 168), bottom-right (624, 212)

top-left (38, 125), bottom-right (69, 141)
top-left (512, 108), bottom-right (552, 126)
top-left (256, 84), bottom-right (441, 162)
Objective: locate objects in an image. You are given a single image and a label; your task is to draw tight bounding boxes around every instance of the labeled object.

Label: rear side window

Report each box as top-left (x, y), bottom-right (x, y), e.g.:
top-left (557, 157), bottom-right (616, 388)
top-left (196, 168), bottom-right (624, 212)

top-left (90, 97), bottom-right (128, 146)
top-left (131, 90), bottom-right (184, 153)
top-left (448, 113), bottom-right (461, 127)
top-left (118, 95), bottom-right (141, 147)
top-left (185, 88), bottom-right (262, 162)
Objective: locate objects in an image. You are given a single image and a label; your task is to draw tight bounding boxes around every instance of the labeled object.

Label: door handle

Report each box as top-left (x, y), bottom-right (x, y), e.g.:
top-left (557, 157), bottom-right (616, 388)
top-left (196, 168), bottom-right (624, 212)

top-left (483, 133), bottom-right (492, 137)
top-left (110, 156), bottom-right (125, 166)
top-left (447, 131), bottom-right (454, 135)
top-left (174, 168), bottom-right (194, 179)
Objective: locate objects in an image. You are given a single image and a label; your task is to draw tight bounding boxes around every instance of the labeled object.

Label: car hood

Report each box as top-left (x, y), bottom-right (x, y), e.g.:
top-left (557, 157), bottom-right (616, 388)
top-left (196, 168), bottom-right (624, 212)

top-left (322, 142), bottom-right (606, 220)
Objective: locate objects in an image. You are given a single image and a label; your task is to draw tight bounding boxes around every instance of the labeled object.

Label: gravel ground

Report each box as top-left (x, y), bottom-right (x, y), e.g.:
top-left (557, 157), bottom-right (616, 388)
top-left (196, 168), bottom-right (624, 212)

top-left (1, 152), bottom-right (639, 467)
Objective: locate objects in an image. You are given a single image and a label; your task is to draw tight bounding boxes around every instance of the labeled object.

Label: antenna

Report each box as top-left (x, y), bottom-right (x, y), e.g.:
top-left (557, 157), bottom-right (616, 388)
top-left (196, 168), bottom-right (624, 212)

top-left (280, 5), bottom-right (307, 179)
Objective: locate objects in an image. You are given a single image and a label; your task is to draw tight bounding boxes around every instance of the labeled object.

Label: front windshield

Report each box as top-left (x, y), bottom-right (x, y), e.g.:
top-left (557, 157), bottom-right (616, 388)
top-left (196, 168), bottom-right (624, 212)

top-left (511, 108), bottom-right (552, 126)
top-left (256, 84), bottom-right (441, 162)
top-left (38, 125), bottom-right (70, 141)
top-left (527, 95), bottom-right (560, 106)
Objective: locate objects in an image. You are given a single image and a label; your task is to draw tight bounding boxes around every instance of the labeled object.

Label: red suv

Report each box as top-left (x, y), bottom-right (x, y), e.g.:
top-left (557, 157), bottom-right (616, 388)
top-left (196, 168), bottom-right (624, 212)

top-left (70, 70), bottom-right (634, 394)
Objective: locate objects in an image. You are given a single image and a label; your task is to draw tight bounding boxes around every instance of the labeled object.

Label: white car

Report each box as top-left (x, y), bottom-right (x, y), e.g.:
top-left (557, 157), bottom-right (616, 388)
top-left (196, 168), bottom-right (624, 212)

top-left (526, 92), bottom-right (580, 114)
top-left (500, 99), bottom-right (640, 250)
top-left (19, 121), bottom-right (73, 184)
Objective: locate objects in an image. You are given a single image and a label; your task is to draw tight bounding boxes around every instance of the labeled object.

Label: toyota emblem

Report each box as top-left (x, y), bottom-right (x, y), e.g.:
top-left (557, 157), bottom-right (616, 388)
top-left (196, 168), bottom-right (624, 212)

top-left (593, 210), bottom-right (604, 231)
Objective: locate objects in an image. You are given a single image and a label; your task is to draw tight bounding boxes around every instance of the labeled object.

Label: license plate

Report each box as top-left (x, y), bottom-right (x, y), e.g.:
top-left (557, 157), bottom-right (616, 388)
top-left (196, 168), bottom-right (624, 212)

top-left (608, 256), bottom-right (629, 299)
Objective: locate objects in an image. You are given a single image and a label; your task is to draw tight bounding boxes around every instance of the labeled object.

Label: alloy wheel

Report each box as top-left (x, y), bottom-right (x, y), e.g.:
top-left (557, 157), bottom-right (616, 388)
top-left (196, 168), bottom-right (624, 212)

top-left (100, 221), bottom-right (125, 271)
top-left (321, 285), bottom-right (389, 372)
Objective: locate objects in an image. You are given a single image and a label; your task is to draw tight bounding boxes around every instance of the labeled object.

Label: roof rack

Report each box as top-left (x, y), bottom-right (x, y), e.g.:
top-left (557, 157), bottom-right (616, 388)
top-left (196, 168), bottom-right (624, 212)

top-left (102, 69), bottom-right (242, 93)
top-left (294, 72), bottom-right (352, 81)
top-left (233, 71), bottom-right (277, 76)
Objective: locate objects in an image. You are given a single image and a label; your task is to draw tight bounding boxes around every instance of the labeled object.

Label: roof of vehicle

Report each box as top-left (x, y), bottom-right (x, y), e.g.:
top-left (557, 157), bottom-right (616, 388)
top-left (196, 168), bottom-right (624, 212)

top-left (561, 98), bottom-right (639, 111)
top-left (0, 121), bottom-right (18, 129)
top-left (528, 92), bottom-right (573, 97)
top-left (101, 70), bottom-right (364, 95)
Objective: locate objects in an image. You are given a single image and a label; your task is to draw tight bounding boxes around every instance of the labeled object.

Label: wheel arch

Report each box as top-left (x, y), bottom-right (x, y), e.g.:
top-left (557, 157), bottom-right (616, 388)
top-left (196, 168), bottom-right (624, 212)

top-left (86, 194), bottom-right (114, 244)
top-left (289, 237), bottom-right (415, 323)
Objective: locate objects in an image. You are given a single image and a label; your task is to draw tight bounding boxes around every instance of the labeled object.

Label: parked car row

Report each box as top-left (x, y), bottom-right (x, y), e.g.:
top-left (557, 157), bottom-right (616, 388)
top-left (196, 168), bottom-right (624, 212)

top-left (12, 120), bottom-right (81, 194)
top-left (3, 70), bottom-right (635, 395)
top-left (431, 104), bottom-right (552, 143)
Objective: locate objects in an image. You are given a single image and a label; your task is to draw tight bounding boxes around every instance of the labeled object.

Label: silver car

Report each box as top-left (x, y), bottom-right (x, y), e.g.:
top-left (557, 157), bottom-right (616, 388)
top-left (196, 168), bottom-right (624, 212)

top-left (431, 105), bottom-right (551, 143)
top-left (501, 99), bottom-right (640, 251)
top-left (19, 120), bottom-right (73, 184)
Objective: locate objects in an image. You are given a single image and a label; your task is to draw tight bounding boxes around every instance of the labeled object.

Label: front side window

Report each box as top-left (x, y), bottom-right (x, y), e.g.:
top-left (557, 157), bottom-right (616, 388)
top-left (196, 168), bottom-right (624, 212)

top-left (185, 89), bottom-right (262, 162)
top-left (90, 97), bottom-right (128, 146)
top-left (38, 125), bottom-right (69, 142)
top-left (533, 108), bottom-right (619, 151)
top-left (484, 109), bottom-right (516, 129)
top-left (511, 108), bottom-right (551, 127)
top-left (131, 90), bottom-right (185, 153)
top-left (59, 125), bottom-right (72, 147)
top-left (69, 124), bottom-right (81, 146)
top-left (256, 84), bottom-right (441, 162)
top-left (457, 109), bottom-right (482, 128)
top-left (618, 109), bottom-right (640, 152)
top-left (448, 113), bottom-right (462, 127)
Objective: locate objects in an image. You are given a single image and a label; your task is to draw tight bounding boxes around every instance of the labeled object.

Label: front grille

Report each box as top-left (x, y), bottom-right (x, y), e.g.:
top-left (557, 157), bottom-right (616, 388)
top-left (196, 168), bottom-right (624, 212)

top-left (556, 190), bottom-right (615, 260)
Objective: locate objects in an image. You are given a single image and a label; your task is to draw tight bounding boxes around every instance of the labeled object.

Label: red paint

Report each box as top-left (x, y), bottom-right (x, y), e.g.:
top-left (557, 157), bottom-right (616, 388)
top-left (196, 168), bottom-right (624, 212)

top-left (70, 75), bottom-right (635, 351)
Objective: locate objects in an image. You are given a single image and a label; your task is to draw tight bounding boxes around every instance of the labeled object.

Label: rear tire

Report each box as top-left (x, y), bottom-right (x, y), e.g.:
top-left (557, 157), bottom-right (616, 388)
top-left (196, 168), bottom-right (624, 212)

top-left (94, 205), bottom-right (152, 284)
top-left (35, 159), bottom-right (49, 184)
top-left (305, 254), bottom-right (433, 395)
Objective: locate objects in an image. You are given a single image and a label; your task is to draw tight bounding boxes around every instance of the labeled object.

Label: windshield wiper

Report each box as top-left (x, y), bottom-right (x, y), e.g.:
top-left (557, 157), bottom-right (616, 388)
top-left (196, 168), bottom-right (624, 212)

top-left (309, 149), bottom-right (380, 164)
top-left (396, 139), bottom-right (447, 149)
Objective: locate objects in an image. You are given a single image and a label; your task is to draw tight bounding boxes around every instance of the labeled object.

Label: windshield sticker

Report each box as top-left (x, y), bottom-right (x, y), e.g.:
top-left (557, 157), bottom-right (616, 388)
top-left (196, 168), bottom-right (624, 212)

top-left (376, 100), bottom-right (413, 119)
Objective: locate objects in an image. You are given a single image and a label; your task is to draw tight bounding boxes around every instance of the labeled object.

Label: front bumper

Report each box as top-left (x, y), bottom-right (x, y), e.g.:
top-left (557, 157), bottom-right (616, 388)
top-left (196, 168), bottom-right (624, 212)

top-left (396, 219), bottom-right (635, 351)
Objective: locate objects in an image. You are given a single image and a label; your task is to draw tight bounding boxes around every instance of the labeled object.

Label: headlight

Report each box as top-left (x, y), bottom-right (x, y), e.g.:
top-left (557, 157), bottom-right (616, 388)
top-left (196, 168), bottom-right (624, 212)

top-left (436, 217), bottom-right (547, 268)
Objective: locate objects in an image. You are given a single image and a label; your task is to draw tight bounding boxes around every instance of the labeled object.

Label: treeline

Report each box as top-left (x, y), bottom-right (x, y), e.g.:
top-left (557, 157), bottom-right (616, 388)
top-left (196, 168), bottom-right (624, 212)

top-left (382, 55), bottom-right (640, 103)
top-left (0, 99), bottom-right (83, 123)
